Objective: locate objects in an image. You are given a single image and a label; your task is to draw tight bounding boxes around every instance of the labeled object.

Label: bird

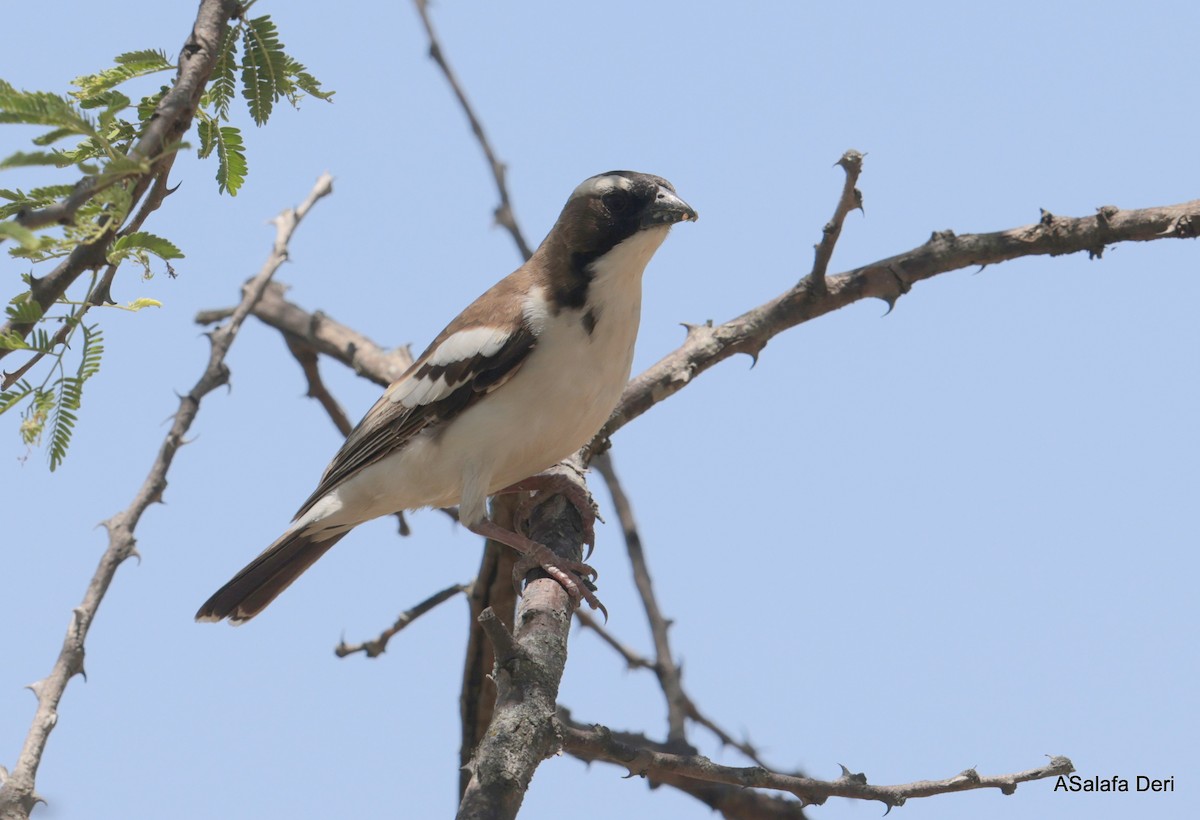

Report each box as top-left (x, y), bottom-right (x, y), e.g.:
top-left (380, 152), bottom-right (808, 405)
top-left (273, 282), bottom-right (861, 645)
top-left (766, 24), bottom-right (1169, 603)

top-left (196, 171), bottom-right (696, 623)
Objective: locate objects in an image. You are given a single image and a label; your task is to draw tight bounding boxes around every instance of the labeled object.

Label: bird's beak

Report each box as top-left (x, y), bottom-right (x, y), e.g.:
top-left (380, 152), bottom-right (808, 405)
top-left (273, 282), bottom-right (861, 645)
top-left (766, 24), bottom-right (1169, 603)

top-left (642, 186), bottom-right (698, 228)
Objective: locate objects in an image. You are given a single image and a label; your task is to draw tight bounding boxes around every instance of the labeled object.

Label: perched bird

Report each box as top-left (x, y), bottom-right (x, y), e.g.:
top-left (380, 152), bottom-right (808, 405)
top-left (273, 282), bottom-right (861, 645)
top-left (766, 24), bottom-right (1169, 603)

top-left (196, 171), bottom-right (696, 623)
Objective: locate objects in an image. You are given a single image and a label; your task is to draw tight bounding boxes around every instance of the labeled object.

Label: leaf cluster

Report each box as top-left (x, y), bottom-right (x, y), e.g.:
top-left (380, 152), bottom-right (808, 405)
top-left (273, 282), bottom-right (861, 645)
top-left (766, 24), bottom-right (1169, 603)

top-left (0, 5), bottom-right (331, 467)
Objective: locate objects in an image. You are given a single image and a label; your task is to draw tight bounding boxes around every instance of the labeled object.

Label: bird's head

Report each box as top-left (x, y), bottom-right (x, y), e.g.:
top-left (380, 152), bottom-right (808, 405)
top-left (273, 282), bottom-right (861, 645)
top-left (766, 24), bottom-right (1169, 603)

top-left (539, 171), bottom-right (696, 290)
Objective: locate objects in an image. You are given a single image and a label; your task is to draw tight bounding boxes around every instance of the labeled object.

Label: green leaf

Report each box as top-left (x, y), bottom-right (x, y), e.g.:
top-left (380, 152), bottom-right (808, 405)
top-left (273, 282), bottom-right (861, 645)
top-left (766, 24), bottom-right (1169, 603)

top-left (0, 330), bottom-right (33, 351)
top-left (283, 57), bottom-right (334, 104)
top-left (213, 124), bottom-right (246, 195)
top-left (32, 127), bottom-right (77, 147)
top-left (137, 85), bottom-right (169, 123)
top-left (0, 79), bottom-right (94, 133)
top-left (5, 292), bottom-right (43, 323)
top-left (71, 49), bottom-right (173, 103)
top-left (197, 116), bottom-right (217, 159)
top-left (0, 150), bottom-right (71, 170)
top-left (241, 15), bottom-right (288, 125)
top-left (0, 378), bottom-right (33, 415)
top-left (109, 231), bottom-right (183, 265)
top-left (207, 25), bottom-right (239, 120)
top-left (127, 297), bottom-right (163, 311)
top-left (100, 155), bottom-right (153, 178)
top-left (0, 222), bottom-right (40, 250)
top-left (80, 89), bottom-right (131, 113)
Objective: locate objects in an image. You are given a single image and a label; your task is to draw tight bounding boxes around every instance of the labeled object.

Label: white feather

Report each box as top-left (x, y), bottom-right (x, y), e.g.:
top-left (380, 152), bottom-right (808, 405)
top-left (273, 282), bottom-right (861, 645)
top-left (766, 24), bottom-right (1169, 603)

top-left (304, 226), bottom-right (672, 533)
top-left (387, 326), bottom-right (513, 409)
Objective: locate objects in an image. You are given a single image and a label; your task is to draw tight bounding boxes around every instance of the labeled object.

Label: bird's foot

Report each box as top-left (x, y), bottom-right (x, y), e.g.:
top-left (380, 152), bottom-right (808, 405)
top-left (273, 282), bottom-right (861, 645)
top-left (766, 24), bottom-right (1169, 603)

top-left (511, 546), bottom-right (606, 618)
top-left (498, 471), bottom-right (599, 558)
top-left (467, 516), bottom-right (606, 617)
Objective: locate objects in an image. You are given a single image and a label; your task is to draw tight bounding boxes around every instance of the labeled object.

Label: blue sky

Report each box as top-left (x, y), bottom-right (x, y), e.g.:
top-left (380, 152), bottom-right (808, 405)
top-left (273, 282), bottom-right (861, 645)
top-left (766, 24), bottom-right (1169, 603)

top-left (3, 2), bottom-right (1197, 819)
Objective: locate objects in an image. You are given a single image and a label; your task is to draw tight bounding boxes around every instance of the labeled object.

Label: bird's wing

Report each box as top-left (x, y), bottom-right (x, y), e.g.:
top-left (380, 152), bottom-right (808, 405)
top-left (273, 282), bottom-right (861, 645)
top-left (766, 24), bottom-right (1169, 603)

top-left (293, 322), bottom-right (537, 519)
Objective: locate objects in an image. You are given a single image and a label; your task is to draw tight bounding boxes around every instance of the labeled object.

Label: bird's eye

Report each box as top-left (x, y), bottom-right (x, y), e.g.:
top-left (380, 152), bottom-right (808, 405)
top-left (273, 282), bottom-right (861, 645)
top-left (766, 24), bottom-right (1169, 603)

top-left (602, 191), bottom-right (629, 214)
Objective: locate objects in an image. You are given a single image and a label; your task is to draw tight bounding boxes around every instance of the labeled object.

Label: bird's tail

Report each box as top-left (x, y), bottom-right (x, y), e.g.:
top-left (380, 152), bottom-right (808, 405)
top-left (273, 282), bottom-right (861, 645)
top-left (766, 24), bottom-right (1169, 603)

top-left (195, 528), bottom-right (348, 624)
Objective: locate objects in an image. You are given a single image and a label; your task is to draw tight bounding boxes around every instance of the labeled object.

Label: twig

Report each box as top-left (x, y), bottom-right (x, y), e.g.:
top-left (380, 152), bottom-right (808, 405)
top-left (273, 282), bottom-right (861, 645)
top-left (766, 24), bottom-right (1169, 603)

top-left (557, 706), bottom-right (805, 820)
top-left (411, 0), bottom-right (532, 261)
top-left (574, 610), bottom-right (653, 671)
top-left (0, 173), bottom-right (333, 820)
top-left (592, 452), bottom-right (687, 744)
top-left (808, 150), bottom-right (863, 287)
top-left (282, 335), bottom-right (354, 438)
top-left (574, 607), bottom-right (767, 767)
top-left (0, 0), bottom-right (239, 360)
top-left (458, 499), bottom-right (520, 798)
top-left (196, 282), bottom-right (413, 387)
top-left (335, 581), bottom-right (470, 658)
top-left (559, 716), bottom-right (1074, 810)
top-left (590, 193), bottom-right (1200, 450)
top-left (0, 156), bottom-right (182, 390)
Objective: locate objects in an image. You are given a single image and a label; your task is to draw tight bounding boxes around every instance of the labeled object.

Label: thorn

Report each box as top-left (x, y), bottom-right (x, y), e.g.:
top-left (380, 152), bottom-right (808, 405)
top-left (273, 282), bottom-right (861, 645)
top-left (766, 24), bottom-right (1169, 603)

top-left (129, 547), bottom-right (142, 565)
top-left (1039, 208), bottom-right (1055, 225)
top-left (837, 764), bottom-right (867, 785)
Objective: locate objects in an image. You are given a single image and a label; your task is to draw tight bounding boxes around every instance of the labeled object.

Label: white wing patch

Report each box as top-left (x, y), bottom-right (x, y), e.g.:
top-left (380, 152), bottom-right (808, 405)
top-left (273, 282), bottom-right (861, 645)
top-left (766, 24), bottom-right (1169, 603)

top-left (522, 286), bottom-right (550, 335)
top-left (428, 326), bottom-right (510, 365)
top-left (388, 325), bottom-right (514, 409)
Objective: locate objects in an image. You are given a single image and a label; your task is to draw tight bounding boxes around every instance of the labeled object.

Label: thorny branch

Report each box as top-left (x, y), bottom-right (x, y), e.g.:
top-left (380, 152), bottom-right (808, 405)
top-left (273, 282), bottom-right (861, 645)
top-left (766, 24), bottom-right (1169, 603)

top-left (0, 0), bottom-right (240, 363)
top-left (457, 491), bottom-right (587, 820)
top-left (591, 193), bottom-right (1200, 449)
top-left (560, 714), bottom-right (1074, 810)
top-left (335, 581), bottom-right (470, 658)
top-left (411, 0), bottom-right (532, 261)
top-left (809, 150), bottom-right (864, 286)
top-left (0, 174), bottom-right (333, 820)
top-left (592, 452), bottom-right (688, 744)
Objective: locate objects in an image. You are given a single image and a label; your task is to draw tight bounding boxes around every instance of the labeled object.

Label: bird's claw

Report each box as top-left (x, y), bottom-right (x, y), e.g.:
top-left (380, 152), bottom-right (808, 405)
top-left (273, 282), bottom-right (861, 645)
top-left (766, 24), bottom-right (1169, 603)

top-left (512, 545), bottom-right (606, 618)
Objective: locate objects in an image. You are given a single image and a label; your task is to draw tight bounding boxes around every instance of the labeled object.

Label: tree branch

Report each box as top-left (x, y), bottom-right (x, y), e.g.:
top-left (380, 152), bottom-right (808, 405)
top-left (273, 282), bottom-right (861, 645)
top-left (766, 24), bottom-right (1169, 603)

top-left (591, 191), bottom-right (1200, 449)
top-left (0, 173), bottom-right (333, 820)
top-left (809, 150), bottom-right (863, 286)
top-left (457, 487), bottom-right (588, 819)
top-left (592, 452), bottom-right (687, 744)
top-left (558, 707), bottom-right (805, 820)
top-left (334, 581), bottom-right (470, 658)
top-left (196, 281), bottom-right (413, 386)
top-left (559, 715), bottom-right (1073, 810)
top-left (0, 0), bottom-right (240, 361)
top-left (410, 0), bottom-right (532, 261)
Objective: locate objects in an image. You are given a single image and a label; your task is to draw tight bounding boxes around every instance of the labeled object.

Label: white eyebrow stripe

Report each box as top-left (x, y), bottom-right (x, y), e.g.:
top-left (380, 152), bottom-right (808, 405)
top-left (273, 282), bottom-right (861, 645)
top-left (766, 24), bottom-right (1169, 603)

top-left (571, 174), bottom-right (631, 199)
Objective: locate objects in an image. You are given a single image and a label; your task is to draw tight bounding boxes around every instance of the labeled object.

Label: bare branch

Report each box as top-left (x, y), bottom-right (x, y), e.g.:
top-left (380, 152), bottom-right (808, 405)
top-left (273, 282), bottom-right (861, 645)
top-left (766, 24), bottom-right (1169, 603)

top-left (282, 335), bottom-right (354, 435)
top-left (410, 0), bottom-right (532, 261)
top-left (591, 193), bottom-right (1200, 449)
top-left (592, 452), bottom-right (687, 743)
top-left (335, 581), bottom-right (470, 658)
top-left (457, 490), bottom-right (587, 819)
top-left (808, 149), bottom-right (863, 286)
top-left (458, 500), bottom-right (520, 798)
top-left (196, 282), bottom-right (413, 387)
top-left (559, 716), bottom-right (1074, 810)
top-left (0, 174), bottom-right (333, 820)
top-left (0, 0), bottom-right (240, 360)
top-left (558, 707), bottom-right (806, 820)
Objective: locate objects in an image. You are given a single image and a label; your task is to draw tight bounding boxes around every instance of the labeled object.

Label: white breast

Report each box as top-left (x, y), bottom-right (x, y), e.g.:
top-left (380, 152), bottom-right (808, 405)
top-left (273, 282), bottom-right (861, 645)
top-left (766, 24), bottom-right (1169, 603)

top-left (316, 226), bottom-right (671, 530)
